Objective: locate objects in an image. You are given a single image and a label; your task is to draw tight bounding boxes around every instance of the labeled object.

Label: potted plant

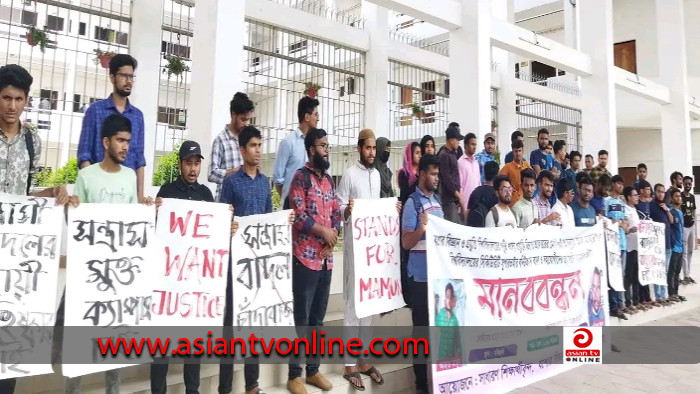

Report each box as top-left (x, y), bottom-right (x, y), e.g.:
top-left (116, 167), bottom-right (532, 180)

top-left (93, 49), bottom-right (116, 69)
top-left (26, 26), bottom-right (48, 53)
top-left (22, 121), bottom-right (38, 133)
top-left (411, 103), bottom-right (425, 118)
top-left (303, 82), bottom-right (322, 98)
top-left (162, 54), bottom-right (190, 82)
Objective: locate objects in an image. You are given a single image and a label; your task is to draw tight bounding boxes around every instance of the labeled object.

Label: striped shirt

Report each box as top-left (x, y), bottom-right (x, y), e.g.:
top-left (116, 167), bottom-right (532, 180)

top-left (208, 125), bottom-right (242, 199)
top-left (534, 194), bottom-right (556, 225)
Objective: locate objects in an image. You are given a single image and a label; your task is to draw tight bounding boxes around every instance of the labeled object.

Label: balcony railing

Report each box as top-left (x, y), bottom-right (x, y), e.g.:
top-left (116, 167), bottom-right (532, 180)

top-left (388, 29), bottom-right (449, 56)
top-left (515, 70), bottom-right (581, 96)
top-left (266, 0), bottom-right (365, 30)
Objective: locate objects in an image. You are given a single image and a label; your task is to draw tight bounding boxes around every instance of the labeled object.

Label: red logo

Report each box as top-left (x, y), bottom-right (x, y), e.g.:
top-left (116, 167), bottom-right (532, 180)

top-left (573, 328), bottom-right (593, 348)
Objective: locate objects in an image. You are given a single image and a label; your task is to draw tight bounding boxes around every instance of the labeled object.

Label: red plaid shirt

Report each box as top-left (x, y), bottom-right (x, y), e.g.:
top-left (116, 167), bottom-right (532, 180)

top-left (289, 163), bottom-right (341, 270)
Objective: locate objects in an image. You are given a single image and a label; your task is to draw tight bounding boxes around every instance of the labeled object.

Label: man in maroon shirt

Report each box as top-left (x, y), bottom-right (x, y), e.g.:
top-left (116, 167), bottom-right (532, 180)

top-left (439, 125), bottom-right (465, 223)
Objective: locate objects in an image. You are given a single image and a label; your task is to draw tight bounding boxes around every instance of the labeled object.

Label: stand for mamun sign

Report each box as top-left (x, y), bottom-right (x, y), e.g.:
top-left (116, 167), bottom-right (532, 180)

top-left (426, 217), bottom-right (610, 394)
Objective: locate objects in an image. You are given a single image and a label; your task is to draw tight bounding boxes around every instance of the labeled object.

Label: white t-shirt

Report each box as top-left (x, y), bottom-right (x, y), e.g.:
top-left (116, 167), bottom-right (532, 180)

top-left (553, 200), bottom-right (575, 228)
top-left (485, 205), bottom-right (518, 228)
top-left (625, 204), bottom-right (640, 251)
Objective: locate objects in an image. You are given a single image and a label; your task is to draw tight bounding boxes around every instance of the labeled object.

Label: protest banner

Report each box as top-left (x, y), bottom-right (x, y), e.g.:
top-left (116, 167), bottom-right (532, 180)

top-left (351, 198), bottom-right (404, 318)
top-left (427, 217), bottom-right (609, 394)
top-left (63, 204), bottom-right (157, 377)
top-left (637, 220), bottom-right (667, 286)
top-left (0, 194), bottom-right (63, 379)
top-left (230, 210), bottom-right (294, 327)
top-left (151, 198), bottom-right (231, 326)
top-left (603, 217), bottom-right (624, 291)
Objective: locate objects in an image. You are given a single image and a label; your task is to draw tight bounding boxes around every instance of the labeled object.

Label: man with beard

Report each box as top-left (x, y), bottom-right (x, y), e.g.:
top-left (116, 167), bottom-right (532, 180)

top-left (287, 128), bottom-right (340, 394)
top-left (564, 151), bottom-right (581, 196)
top-left (534, 170), bottom-right (560, 226)
top-left (591, 174), bottom-right (612, 216)
top-left (474, 132), bottom-right (496, 184)
top-left (373, 136), bottom-right (394, 198)
top-left (499, 140), bottom-right (532, 207)
top-left (681, 176), bottom-right (696, 284)
top-left (668, 187), bottom-right (688, 302)
top-left (68, 114), bottom-right (154, 393)
top-left (337, 129), bottom-right (400, 390)
top-left (439, 125), bottom-right (465, 223)
top-left (512, 168), bottom-right (538, 228)
top-left (571, 176), bottom-right (597, 227)
top-left (665, 171), bottom-right (683, 204)
top-left (458, 133), bottom-right (480, 221)
top-left (589, 150), bottom-right (612, 184)
top-left (583, 154), bottom-right (594, 174)
top-left (77, 54), bottom-right (147, 201)
top-left (484, 175), bottom-right (517, 228)
top-left (588, 268), bottom-right (605, 326)
top-left (529, 128), bottom-right (553, 176)
top-left (209, 92), bottom-right (255, 199)
top-left (402, 154), bottom-right (443, 394)
top-left (553, 179), bottom-right (575, 228)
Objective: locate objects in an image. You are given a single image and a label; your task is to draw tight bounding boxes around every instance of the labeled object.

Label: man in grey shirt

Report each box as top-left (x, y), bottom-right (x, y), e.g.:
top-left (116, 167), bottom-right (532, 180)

top-left (512, 168), bottom-right (539, 228)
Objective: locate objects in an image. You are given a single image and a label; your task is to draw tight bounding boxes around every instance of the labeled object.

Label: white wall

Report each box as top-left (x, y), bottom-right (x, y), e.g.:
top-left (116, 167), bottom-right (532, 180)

top-left (612, 0), bottom-right (659, 78)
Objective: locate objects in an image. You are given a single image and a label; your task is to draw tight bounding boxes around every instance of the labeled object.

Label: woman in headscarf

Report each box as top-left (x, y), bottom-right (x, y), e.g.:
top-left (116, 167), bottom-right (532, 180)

top-left (373, 137), bottom-right (394, 198)
top-left (398, 142), bottom-right (421, 205)
top-left (420, 134), bottom-right (436, 156)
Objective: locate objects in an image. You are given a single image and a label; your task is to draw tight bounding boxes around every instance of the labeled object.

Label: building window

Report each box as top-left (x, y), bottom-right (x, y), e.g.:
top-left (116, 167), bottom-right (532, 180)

top-left (158, 106), bottom-right (187, 128)
top-left (46, 15), bottom-right (64, 32)
top-left (161, 41), bottom-right (191, 59)
top-left (400, 87), bottom-right (412, 106)
top-left (39, 89), bottom-right (58, 110)
top-left (21, 10), bottom-right (37, 26)
top-left (72, 94), bottom-right (82, 113)
top-left (78, 22), bottom-right (86, 36)
top-left (289, 40), bottom-right (307, 54)
top-left (421, 112), bottom-right (436, 124)
top-left (250, 56), bottom-right (260, 67)
top-left (614, 40), bottom-right (637, 74)
top-left (421, 81), bottom-right (436, 104)
top-left (94, 26), bottom-right (128, 45)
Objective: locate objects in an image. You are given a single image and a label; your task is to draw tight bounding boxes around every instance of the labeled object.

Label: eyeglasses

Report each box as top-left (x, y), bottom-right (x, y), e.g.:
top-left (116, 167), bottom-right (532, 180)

top-left (116, 73), bottom-right (136, 81)
top-left (314, 143), bottom-right (332, 152)
top-left (499, 187), bottom-right (514, 193)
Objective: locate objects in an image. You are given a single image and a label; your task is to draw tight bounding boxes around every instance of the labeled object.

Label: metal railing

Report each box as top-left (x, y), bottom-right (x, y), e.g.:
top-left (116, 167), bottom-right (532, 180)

top-left (388, 28), bottom-right (449, 56)
top-left (515, 70), bottom-right (581, 96)
top-left (516, 94), bottom-right (582, 154)
top-left (266, 0), bottom-right (365, 30)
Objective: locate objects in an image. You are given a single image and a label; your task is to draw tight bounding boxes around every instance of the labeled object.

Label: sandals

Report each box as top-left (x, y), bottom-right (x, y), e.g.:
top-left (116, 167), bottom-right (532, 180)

top-left (343, 371), bottom-right (365, 391)
top-left (359, 366), bottom-right (384, 385)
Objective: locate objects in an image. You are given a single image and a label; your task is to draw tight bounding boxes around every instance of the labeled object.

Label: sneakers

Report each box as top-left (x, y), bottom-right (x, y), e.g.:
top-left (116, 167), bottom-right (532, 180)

top-left (690, 277), bottom-right (697, 284)
top-left (306, 373), bottom-right (333, 391)
top-left (287, 378), bottom-right (307, 394)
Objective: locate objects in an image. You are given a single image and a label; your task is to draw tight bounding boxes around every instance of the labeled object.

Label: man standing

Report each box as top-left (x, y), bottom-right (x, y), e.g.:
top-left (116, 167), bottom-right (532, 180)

top-left (607, 175), bottom-right (631, 319)
top-left (474, 133), bottom-right (496, 184)
top-left (583, 154), bottom-right (594, 174)
top-left (458, 133), bottom-right (480, 221)
top-left (681, 176), bottom-right (696, 285)
top-left (499, 140), bottom-right (532, 207)
top-left (635, 163), bottom-right (648, 189)
top-left (549, 140), bottom-right (567, 205)
top-left (402, 154), bottom-right (443, 394)
top-left (665, 171), bottom-right (683, 204)
top-left (466, 161), bottom-right (499, 227)
top-left (512, 168), bottom-right (538, 229)
top-left (650, 184), bottom-right (674, 305)
top-left (0, 64), bottom-right (77, 394)
top-left (287, 128), bottom-right (338, 394)
top-left (336, 129), bottom-right (394, 390)
top-left (622, 186), bottom-right (645, 312)
top-left (565, 150), bottom-right (581, 194)
top-left (533, 170), bottom-right (560, 226)
top-left (484, 175), bottom-right (517, 228)
top-left (591, 175), bottom-right (612, 216)
top-left (208, 92), bottom-right (255, 199)
top-left (668, 188), bottom-right (688, 302)
top-left (504, 130), bottom-right (524, 164)
top-left (553, 179), bottom-right (575, 228)
top-left (439, 125), bottom-right (465, 223)
top-left (373, 136), bottom-right (394, 198)
top-left (589, 150), bottom-right (612, 184)
top-left (529, 128), bottom-right (552, 176)
top-left (77, 54), bottom-right (147, 201)
top-left (275, 97), bottom-right (319, 208)
top-left (570, 176), bottom-right (597, 227)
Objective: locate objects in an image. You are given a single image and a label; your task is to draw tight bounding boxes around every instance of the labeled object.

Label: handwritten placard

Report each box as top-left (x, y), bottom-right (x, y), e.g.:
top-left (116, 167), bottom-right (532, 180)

top-left (230, 210), bottom-right (294, 327)
top-left (0, 194), bottom-right (63, 379)
top-left (151, 199), bottom-right (230, 326)
top-left (603, 217), bottom-right (624, 291)
top-left (63, 203), bottom-right (157, 377)
top-left (637, 220), bottom-right (667, 286)
top-left (351, 198), bottom-right (404, 319)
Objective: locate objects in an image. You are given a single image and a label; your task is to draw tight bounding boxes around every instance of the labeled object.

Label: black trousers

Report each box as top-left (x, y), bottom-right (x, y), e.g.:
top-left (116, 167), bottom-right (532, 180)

top-left (408, 278), bottom-right (429, 391)
top-left (0, 379), bottom-right (15, 394)
top-left (624, 251), bottom-right (640, 306)
top-left (151, 362), bottom-right (201, 394)
top-left (668, 252), bottom-right (683, 297)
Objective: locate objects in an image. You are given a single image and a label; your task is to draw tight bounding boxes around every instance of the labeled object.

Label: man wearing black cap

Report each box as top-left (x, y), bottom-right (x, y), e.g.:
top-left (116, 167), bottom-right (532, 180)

top-left (439, 126), bottom-right (465, 223)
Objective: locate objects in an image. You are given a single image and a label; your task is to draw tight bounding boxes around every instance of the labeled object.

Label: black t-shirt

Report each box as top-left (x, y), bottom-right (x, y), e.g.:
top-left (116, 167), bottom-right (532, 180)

top-left (467, 185), bottom-right (498, 211)
top-left (681, 193), bottom-right (696, 227)
top-left (156, 178), bottom-right (214, 202)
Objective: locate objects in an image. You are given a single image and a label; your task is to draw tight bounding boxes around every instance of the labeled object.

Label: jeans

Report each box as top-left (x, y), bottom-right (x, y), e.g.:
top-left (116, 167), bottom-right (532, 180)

top-left (668, 252), bottom-right (683, 297)
top-left (220, 259), bottom-right (260, 393)
top-left (624, 251), bottom-right (641, 306)
top-left (683, 225), bottom-right (696, 278)
top-left (408, 278), bottom-right (429, 391)
top-left (288, 256), bottom-right (332, 379)
top-left (0, 379), bottom-right (16, 394)
top-left (655, 249), bottom-right (672, 300)
top-left (151, 362), bottom-right (201, 394)
top-left (610, 251), bottom-right (626, 311)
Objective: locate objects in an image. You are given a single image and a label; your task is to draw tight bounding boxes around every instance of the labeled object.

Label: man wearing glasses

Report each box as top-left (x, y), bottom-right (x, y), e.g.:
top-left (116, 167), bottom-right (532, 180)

top-left (274, 96), bottom-right (320, 209)
top-left (77, 54), bottom-right (148, 202)
top-left (484, 175), bottom-right (517, 228)
top-left (553, 179), bottom-right (576, 228)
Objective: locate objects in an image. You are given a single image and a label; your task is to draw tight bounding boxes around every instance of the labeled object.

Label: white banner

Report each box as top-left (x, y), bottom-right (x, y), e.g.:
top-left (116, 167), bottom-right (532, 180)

top-left (603, 218), bottom-right (624, 291)
top-left (351, 198), bottom-right (404, 318)
top-left (63, 204), bottom-right (157, 377)
top-left (0, 194), bottom-right (63, 379)
top-left (427, 218), bottom-right (609, 394)
top-left (637, 220), bottom-right (667, 286)
top-left (151, 199), bottom-right (231, 326)
top-left (231, 210), bottom-right (294, 327)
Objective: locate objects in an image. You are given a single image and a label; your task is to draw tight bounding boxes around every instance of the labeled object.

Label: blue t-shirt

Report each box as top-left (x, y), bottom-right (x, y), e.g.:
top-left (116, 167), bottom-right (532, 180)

top-left (402, 189), bottom-right (444, 282)
top-left (529, 149), bottom-right (552, 171)
top-left (570, 201), bottom-right (597, 227)
top-left (605, 197), bottom-right (627, 251)
top-left (635, 201), bottom-right (651, 220)
top-left (590, 196), bottom-right (605, 216)
top-left (670, 207), bottom-right (684, 253)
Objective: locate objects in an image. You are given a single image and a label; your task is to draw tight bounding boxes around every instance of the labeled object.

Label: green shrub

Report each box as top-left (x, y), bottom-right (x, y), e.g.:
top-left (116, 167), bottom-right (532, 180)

top-left (152, 144), bottom-right (181, 186)
top-left (272, 184), bottom-right (282, 211)
top-left (36, 157), bottom-right (78, 187)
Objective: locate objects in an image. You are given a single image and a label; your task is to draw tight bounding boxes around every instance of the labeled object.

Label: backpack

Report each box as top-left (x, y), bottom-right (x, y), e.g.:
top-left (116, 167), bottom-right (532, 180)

top-left (25, 130), bottom-right (35, 195)
top-left (283, 166), bottom-right (334, 209)
top-left (467, 202), bottom-right (492, 227)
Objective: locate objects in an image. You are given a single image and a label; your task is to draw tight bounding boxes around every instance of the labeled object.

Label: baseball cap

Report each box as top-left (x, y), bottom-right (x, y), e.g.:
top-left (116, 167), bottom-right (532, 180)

top-left (179, 140), bottom-right (204, 160)
top-left (445, 126), bottom-right (464, 141)
top-left (484, 132), bottom-right (496, 142)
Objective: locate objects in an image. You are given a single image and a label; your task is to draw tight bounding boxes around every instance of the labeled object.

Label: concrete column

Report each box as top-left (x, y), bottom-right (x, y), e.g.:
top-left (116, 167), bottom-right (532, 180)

top-left (492, 0), bottom-right (517, 160)
top-left (128, 0), bottom-right (165, 188)
top-left (362, 1), bottom-right (390, 138)
top-left (449, 0), bottom-right (492, 140)
top-left (564, 0), bottom-right (578, 50)
top-left (189, 0), bottom-right (246, 186)
top-left (579, 0), bottom-right (618, 172)
top-left (656, 0), bottom-right (692, 179)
